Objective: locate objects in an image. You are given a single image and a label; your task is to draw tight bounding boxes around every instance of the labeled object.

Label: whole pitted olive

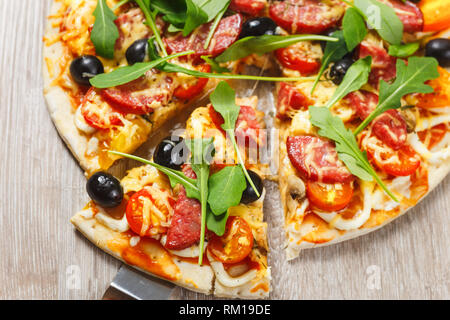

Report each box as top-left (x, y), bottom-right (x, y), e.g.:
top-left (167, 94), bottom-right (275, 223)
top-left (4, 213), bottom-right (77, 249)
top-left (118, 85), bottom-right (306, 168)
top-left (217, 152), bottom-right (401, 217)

top-left (70, 55), bottom-right (104, 86)
top-left (87, 172), bottom-right (123, 208)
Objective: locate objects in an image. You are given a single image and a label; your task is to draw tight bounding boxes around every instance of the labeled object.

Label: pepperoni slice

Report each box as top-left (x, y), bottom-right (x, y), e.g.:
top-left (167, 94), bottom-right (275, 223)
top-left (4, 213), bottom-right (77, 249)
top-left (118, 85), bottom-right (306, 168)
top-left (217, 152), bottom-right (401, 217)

top-left (286, 136), bottom-right (354, 183)
top-left (345, 91), bottom-right (407, 149)
top-left (276, 82), bottom-right (311, 119)
top-left (359, 41), bottom-right (397, 88)
top-left (173, 64), bottom-right (210, 100)
top-left (345, 90), bottom-right (378, 119)
top-left (275, 42), bottom-right (321, 74)
top-left (209, 105), bottom-right (265, 147)
top-left (164, 14), bottom-right (243, 62)
top-left (114, 8), bottom-right (151, 53)
top-left (80, 88), bottom-right (123, 130)
top-left (100, 70), bottom-right (174, 115)
top-left (230, 0), bottom-right (267, 15)
top-left (383, 0), bottom-right (423, 33)
top-left (269, 0), bottom-right (344, 34)
top-left (164, 187), bottom-right (202, 251)
top-left (371, 110), bottom-right (407, 150)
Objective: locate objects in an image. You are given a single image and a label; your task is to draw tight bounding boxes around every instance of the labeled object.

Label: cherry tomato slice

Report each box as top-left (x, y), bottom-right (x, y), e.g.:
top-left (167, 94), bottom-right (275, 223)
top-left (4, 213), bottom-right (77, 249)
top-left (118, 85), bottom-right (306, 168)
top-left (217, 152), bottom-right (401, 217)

top-left (173, 64), bottom-right (211, 100)
top-left (126, 187), bottom-right (173, 237)
top-left (364, 135), bottom-right (421, 177)
top-left (307, 181), bottom-right (354, 212)
top-left (275, 43), bottom-right (320, 75)
top-left (417, 123), bottom-right (448, 150)
top-left (207, 216), bottom-right (254, 264)
top-left (81, 88), bottom-right (123, 130)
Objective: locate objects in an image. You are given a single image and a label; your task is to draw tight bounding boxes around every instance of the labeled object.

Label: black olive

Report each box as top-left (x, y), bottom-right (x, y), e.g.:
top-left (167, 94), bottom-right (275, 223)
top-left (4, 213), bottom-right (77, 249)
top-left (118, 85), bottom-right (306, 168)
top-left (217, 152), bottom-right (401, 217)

top-left (154, 136), bottom-right (188, 170)
top-left (320, 28), bottom-right (339, 51)
top-left (240, 17), bottom-right (277, 39)
top-left (241, 170), bottom-right (264, 205)
top-left (329, 57), bottom-right (355, 85)
top-left (425, 38), bottom-right (450, 68)
top-left (126, 39), bottom-right (149, 65)
top-left (87, 172), bottom-right (123, 208)
top-left (70, 55), bottom-right (104, 86)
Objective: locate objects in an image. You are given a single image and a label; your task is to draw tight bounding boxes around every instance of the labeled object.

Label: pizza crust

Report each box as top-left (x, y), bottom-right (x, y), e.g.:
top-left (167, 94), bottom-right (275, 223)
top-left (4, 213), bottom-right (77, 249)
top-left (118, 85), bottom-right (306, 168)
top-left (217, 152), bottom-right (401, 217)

top-left (71, 211), bottom-right (215, 295)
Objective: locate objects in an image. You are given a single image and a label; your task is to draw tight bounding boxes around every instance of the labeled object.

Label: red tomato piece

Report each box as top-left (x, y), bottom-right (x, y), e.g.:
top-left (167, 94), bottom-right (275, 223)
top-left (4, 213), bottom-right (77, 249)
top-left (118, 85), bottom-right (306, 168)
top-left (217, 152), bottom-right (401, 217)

top-left (306, 181), bottom-right (354, 212)
top-left (173, 64), bottom-right (211, 100)
top-left (269, 0), bottom-right (344, 34)
top-left (207, 216), bottom-right (254, 264)
top-left (276, 82), bottom-right (312, 119)
top-left (359, 41), bottom-right (397, 88)
top-left (417, 123), bottom-right (448, 150)
top-left (80, 88), bottom-right (123, 130)
top-left (126, 187), bottom-right (174, 237)
top-left (364, 135), bottom-right (420, 177)
top-left (286, 136), bottom-right (354, 183)
top-left (275, 42), bottom-right (321, 74)
top-left (164, 187), bottom-right (202, 251)
top-left (101, 71), bottom-right (174, 115)
top-left (345, 90), bottom-right (379, 120)
top-left (209, 105), bottom-right (265, 147)
top-left (164, 14), bottom-right (243, 62)
top-left (230, 0), bottom-right (267, 15)
top-left (383, 0), bottom-right (423, 33)
top-left (371, 110), bottom-right (407, 150)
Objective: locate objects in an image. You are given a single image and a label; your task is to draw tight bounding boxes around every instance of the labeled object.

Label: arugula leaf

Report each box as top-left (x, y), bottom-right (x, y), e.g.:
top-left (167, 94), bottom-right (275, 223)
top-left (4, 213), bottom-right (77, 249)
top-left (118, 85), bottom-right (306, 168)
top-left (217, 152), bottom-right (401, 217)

top-left (210, 81), bottom-right (261, 198)
top-left (342, 7), bottom-right (367, 52)
top-left (309, 107), bottom-right (398, 201)
top-left (354, 57), bottom-right (439, 135)
top-left (135, 0), bottom-right (167, 56)
top-left (324, 56), bottom-right (372, 109)
top-left (201, 55), bottom-right (230, 73)
top-left (185, 138), bottom-right (215, 265)
top-left (311, 30), bottom-right (348, 94)
top-left (354, 0), bottom-right (403, 45)
top-left (150, 0), bottom-right (187, 28)
top-left (108, 151), bottom-right (200, 199)
top-left (183, 0), bottom-right (209, 36)
top-left (89, 50), bottom-right (193, 88)
top-left (215, 34), bottom-right (338, 63)
top-left (388, 42), bottom-right (420, 58)
top-left (206, 210), bottom-right (229, 236)
top-left (91, 0), bottom-right (120, 59)
top-left (208, 166), bottom-right (246, 215)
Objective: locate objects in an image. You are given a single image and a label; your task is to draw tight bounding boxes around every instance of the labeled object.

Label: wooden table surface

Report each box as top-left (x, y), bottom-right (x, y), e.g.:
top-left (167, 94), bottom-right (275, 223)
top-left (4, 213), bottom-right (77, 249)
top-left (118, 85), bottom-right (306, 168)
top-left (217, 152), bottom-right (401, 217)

top-left (0, 0), bottom-right (449, 300)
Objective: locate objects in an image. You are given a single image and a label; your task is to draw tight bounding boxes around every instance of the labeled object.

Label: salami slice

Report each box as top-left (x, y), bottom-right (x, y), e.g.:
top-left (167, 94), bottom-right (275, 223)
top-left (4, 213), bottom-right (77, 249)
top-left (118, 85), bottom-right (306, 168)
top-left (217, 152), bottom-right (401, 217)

top-left (346, 91), bottom-right (407, 149)
top-left (286, 136), bottom-right (354, 183)
top-left (164, 14), bottom-right (243, 62)
top-left (382, 0), bottom-right (423, 33)
top-left (359, 41), bottom-right (397, 88)
top-left (230, 0), bottom-right (267, 15)
top-left (164, 187), bottom-right (201, 251)
top-left (276, 82), bottom-right (311, 119)
top-left (101, 70), bottom-right (174, 115)
top-left (269, 0), bottom-right (344, 34)
top-left (209, 105), bottom-right (265, 147)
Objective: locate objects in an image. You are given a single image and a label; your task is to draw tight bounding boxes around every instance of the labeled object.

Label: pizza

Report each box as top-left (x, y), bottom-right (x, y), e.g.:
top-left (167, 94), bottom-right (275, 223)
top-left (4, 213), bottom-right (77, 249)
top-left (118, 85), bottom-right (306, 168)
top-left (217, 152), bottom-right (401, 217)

top-left (42, 0), bottom-right (450, 299)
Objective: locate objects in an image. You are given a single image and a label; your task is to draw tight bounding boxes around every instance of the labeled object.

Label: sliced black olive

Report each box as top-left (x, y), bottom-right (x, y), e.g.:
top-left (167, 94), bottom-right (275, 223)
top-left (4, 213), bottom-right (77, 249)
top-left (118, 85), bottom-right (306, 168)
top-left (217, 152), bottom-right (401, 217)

top-left (240, 17), bottom-right (277, 39)
top-left (425, 38), bottom-right (450, 68)
top-left (329, 57), bottom-right (355, 85)
top-left (241, 170), bottom-right (264, 204)
top-left (87, 172), bottom-right (123, 208)
top-left (70, 55), bottom-right (104, 86)
top-left (154, 136), bottom-right (188, 170)
top-left (126, 39), bottom-right (149, 65)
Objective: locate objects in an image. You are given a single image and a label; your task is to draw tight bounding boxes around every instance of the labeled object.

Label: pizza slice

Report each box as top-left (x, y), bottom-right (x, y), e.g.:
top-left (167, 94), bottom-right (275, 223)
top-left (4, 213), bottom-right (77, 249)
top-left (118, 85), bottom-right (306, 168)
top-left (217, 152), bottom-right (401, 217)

top-left (272, 0), bottom-right (450, 259)
top-left (43, 0), bottom-right (243, 175)
top-left (71, 94), bottom-right (271, 298)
